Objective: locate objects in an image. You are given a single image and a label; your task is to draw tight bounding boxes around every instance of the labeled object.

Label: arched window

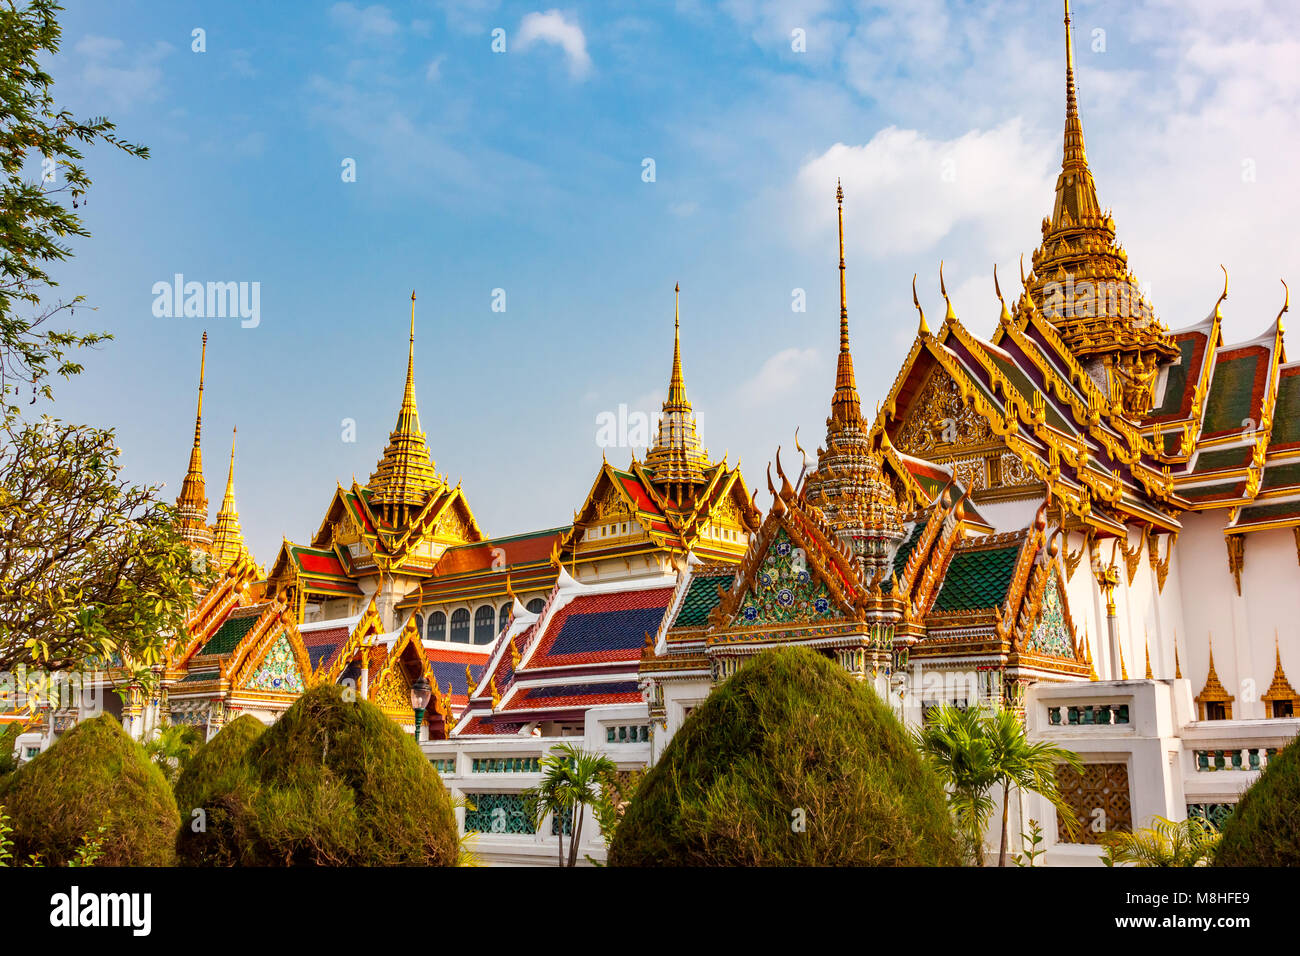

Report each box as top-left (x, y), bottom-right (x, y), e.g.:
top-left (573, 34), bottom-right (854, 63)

top-left (449, 609), bottom-right (470, 643)
top-left (498, 603), bottom-right (511, 633)
top-left (413, 613), bottom-right (424, 637)
top-left (526, 598), bottom-right (546, 615)
top-left (474, 605), bottom-right (496, 644)
top-left (427, 611), bottom-right (446, 642)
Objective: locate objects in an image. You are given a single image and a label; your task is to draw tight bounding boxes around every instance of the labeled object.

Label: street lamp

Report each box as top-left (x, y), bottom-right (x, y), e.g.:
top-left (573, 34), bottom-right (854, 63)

top-left (410, 676), bottom-right (432, 741)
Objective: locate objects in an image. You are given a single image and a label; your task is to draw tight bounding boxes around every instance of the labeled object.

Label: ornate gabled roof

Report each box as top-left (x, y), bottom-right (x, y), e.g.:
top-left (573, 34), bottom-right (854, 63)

top-left (1023, 1), bottom-right (1176, 414)
top-left (643, 283), bottom-right (712, 495)
top-left (1195, 637), bottom-right (1235, 707)
top-left (368, 292), bottom-right (446, 519)
top-left (453, 573), bottom-right (674, 735)
top-left (1262, 635), bottom-right (1300, 706)
top-left (176, 331), bottom-right (213, 549)
top-left (396, 526), bottom-right (567, 610)
top-left (210, 427), bottom-right (255, 571)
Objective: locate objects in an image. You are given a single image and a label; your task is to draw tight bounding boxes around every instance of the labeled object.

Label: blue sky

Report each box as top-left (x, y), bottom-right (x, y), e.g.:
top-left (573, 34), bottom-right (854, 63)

top-left (41, 0), bottom-right (1300, 561)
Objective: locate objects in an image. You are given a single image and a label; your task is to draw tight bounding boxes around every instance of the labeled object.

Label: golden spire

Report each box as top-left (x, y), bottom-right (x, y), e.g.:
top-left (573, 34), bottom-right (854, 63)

top-left (1174, 631), bottom-right (1182, 679)
top-left (645, 282), bottom-right (711, 499)
top-left (802, 183), bottom-right (904, 580)
top-left (368, 291), bottom-right (444, 523)
top-left (211, 427), bottom-right (251, 570)
top-left (1024, 1), bottom-right (1175, 414)
top-left (1262, 631), bottom-right (1299, 713)
top-left (176, 331), bottom-right (213, 549)
top-left (1144, 630), bottom-right (1153, 679)
top-left (831, 179), bottom-right (862, 424)
top-left (1084, 627), bottom-right (1098, 680)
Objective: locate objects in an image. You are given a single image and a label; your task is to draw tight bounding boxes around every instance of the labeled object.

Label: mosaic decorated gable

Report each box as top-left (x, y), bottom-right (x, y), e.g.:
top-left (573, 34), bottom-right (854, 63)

top-left (1027, 569), bottom-right (1072, 658)
top-left (245, 632), bottom-right (306, 694)
top-left (737, 527), bottom-right (842, 627)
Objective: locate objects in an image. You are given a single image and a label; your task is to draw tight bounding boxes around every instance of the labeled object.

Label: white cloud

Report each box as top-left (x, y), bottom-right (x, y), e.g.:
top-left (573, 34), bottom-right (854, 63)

top-left (517, 10), bottom-right (592, 80)
top-left (794, 120), bottom-right (1054, 258)
top-left (77, 39), bottom-right (173, 111)
top-left (736, 347), bottom-right (820, 405)
top-left (425, 55), bottom-right (444, 82)
top-left (328, 3), bottom-right (400, 38)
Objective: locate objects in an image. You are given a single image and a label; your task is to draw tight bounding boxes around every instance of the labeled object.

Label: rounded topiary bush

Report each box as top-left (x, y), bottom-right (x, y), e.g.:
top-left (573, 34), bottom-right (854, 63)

top-left (609, 646), bottom-right (961, 866)
top-left (0, 714), bottom-right (179, 866)
top-left (182, 684), bottom-right (458, 866)
top-left (174, 714), bottom-right (265, 866)
top-left (1214, 734), bottom-right (1300, 866)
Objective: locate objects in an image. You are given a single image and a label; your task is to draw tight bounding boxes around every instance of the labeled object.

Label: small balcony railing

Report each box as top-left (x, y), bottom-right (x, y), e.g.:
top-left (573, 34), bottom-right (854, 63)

top-left (1047, 703), bottom-right (1131, 727)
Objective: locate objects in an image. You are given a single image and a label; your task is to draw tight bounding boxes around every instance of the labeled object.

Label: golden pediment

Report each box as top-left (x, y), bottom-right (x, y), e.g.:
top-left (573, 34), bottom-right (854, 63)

top-left (897, 369), bottom-right (995, 456)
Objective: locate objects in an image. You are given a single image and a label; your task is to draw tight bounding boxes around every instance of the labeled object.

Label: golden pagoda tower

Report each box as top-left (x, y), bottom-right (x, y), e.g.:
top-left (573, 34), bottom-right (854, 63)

top-left (210, 426), bottom-right (252, 570)
top-left (644, 282), bottom-right (712, 506)
top-left (369, 291), bottom-right (445, 526)
top-left (802, 182), bottom-right (905, 581)
top-left (176, 331), bottom-right (214, 550)
top-left (1023, 0), bottom-right (1176, 416)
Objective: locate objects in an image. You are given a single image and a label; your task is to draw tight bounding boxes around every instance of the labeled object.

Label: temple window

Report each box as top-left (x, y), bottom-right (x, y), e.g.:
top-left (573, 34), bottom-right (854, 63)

top-left (474, 605), bottom-right (496, 644)
top-left (428, 611), bottom-right (446, 641)
top-left (498, 603), bottom-right (510, 633)
top-left (1271, 699), bottom-right (1294, 718)
top-left (526, 598), bottom-right (546, 615)
top-left (1205, 701), bottom-right (1227, 721)
top-left (449, 609), bottom-right (470, 643)
top-left (414, 613), bottom-right (424, 636)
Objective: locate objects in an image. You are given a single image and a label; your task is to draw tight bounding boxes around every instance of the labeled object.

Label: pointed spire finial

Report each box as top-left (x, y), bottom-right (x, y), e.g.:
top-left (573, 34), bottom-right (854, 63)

top-left (939, 261), bottom-right (956, 322)
top-left (830, 182), bottom-right (862, 423)
top-left (1214, 264), bottom-right (1228, 320)
top-left (994, 264), bottom-right (1012, 324)
top-left (176, 332), bottom-right (213, 548)
top-left (912, 274), bottom-right (929, 334)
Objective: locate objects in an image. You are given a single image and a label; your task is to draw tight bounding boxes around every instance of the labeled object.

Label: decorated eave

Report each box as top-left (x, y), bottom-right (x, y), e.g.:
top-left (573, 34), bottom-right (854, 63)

top-left (871, 276), bottom-right (1184, 537)
top-left (170, 594), bottom-right (312, 699)
top-left (452, 569), bottom-right (675, 736)
top-left (556, 458), bottom-right (759, 570)
top-left (170, 552), bottom-right (261, 668)
top-left (308, 479), bottom-right (485, 573)
top-left (395, 526), bottom-right (568, 610)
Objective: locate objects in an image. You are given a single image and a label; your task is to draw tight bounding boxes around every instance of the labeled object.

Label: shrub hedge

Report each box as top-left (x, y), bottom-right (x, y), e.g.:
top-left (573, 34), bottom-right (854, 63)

top-left (1214, 734), bottom-right (1300, 866)
top-left (609, 646), bottom-right (961, 866)
top-left (0, 714), bottom-right (178, 866)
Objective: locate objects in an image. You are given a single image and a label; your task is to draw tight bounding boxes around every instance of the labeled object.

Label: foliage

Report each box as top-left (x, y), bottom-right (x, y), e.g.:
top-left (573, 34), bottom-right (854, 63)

top-left (177, 685), bottom-right (458, 866)
top-left (173, 715), bottom-right (264, 866)
top-left (1214, 736), bottom-right (1300, 867)
top-left (522, 742), bottom-right (619, 867)
top-left (0, 714), bottom-right (178, 865)
top-left (144, 723), bottom-right (203, 787)
top-left (609, 647), bottom-right (961, 866)
top-left (0, 417), bottom-right (208, 682)
top-left (917, 704), bottom-right (1083, 866)
top-left (0, 722), bottom-right (25, 778)
top-left (1101, 815), bottom-right (1220, 867)
top-left (0, 0), bottom-right (148, 419)
top-left (1012, 819), bottom-right (1046, 867)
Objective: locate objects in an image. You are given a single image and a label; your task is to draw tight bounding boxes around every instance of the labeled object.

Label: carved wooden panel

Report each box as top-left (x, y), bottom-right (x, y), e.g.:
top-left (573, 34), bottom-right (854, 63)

top-left (1055, 762), bottom-right (1131, 845)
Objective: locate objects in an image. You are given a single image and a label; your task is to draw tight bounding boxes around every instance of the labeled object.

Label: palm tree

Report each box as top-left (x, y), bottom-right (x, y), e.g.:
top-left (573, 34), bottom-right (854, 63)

top-left (522, 743), bottom-right (618, 867)
top-left (915, 705), bottom-right (997, 864)
top-left (917, 704), bottom-right (1082, 866)
top-left (143, 724), bottom-right (202, 786)
top-left (982, 707), bottom-right (1083, 867)
top-left (1100, 816), bottom-right (1220, 867)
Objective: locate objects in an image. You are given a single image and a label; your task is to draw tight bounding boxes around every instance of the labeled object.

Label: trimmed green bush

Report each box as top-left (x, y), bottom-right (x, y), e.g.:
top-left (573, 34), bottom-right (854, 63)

top-left (609, 647), bottom-right (961, 866)
top-left (1214, 735), bottom-right (1300, 866)
top-left (174, 715), bottom-right (265, 866)
top-left (0, 714), bottom-right (178, 866)
top-left (181, 684), bottom-right (458, 866)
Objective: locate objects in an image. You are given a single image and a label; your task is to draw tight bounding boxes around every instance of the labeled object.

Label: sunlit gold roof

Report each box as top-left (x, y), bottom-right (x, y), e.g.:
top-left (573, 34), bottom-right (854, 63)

top-left (644, 283), bottom-right (712, 497)
top-left (176, 331), bottom-right (213, 549)
top-left (1023, 1), bottom-right (1176, 416)
top-left (368, 292), bottom-right (445, 518)
top-left (802, 183), bottom-right (903, 573)
top-left (211, 426), bottom-right (253, 570)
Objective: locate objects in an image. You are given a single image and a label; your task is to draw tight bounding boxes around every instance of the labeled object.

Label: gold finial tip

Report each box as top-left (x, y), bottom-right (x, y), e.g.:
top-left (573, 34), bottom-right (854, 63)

top-left (675, 281), bottom-right (679, 293)
top-left (411, 290), bottom-right (416, 300)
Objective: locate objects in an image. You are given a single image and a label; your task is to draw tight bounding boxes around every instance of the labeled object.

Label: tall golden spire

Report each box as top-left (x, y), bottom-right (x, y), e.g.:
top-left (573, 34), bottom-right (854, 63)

top-left (211, 426), bottom-right (251, 570)
top-left (831, 179), bottom-right (861, 424)
top-left (645, 282), bottom-right (711, 502)
top-left (369, 291), bottom-right (444, 524)
top-left (803, 183), bottom-right (904, 581)
top-left (176, 331), bottom-right (213, 549)
top-left (1024, 1), bottom-right (1175, 417)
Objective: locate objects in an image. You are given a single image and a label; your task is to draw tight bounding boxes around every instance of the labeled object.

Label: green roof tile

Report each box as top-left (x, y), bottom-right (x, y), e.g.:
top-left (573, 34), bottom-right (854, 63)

top-left (1203, 352), bottom-right (1264, 435)
top-left (674, 574), bottom-right (732, 628)
top-left (1272, 373), bottom-right (1300, 446)
top-left (932, 545), bottom-right (1021, 613)
top-left (198, 616), bottom-right (257, 657)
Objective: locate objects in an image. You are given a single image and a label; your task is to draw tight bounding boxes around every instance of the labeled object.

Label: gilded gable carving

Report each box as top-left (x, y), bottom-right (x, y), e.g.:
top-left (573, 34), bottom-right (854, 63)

top-left (595, 484), bottom-right (632, 520)
top-left (897, 370), bottom-right (994, 456)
